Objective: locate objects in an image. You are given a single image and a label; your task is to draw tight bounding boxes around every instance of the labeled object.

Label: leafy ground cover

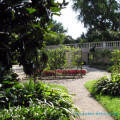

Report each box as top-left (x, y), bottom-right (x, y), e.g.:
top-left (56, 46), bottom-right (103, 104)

top-left (0, 79), bottom-right (78, 120)
top-left (85, 80), bottom-right (120, 120)
top-left (92, 74), bottom-right (120, 96)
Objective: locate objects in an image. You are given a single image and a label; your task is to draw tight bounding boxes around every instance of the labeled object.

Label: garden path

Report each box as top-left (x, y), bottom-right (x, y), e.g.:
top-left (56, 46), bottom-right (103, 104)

top-left (42, 66), bottom-right (114, 120)
top-left (13, 65), bottom-right (114, 120)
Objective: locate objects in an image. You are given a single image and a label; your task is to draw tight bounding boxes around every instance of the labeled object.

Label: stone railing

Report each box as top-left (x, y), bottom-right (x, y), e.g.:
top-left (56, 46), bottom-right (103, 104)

top-left (45, 41), bottom-right (120, 50)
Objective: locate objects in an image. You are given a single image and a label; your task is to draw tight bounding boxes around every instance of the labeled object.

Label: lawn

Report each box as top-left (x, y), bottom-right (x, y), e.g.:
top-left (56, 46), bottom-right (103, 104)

top-left (85, 80), bottom-right (120, 120)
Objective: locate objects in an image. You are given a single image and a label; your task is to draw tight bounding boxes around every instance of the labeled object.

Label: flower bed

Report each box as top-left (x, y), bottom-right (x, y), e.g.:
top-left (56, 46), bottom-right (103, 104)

top-left (41, 69), bottom-right (86, 76)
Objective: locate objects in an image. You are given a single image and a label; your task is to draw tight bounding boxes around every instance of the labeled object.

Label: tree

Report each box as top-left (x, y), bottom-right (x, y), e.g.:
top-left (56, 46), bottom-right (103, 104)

top-left (0, 0), bottom-right (68, 85)
top-left (72, 0), bottom-right (120, 42)
top-left (50, 20), bottom-right (68, 34)
top-left (44, 33), bottom-right (65, 45)
top-left (44, 19), bottom-right (67, 45)
top-left (72, 0), bottom-right (120, 31)
top-left (63, 35), bottom-right (74, 44)
top-left (47, 46), bottom-right (68, 70)
top-left (86, 28), bottom-right (120, 42)
top-left (75, 33), bottom-right (87, 43)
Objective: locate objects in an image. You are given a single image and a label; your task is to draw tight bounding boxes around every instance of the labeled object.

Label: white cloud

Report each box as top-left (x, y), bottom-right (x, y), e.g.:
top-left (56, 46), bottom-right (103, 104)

top-left (53, 0), bottom-right (87, 39)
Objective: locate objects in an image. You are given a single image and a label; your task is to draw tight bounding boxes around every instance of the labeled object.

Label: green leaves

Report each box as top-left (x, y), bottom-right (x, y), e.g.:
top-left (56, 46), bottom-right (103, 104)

top-left (0, 0), bottom-right (68, 84)
top-left (0, 105), bottom-right (71, 120)
top-left (47, 46), bottom-right (69, 70)
top-left (0, 79), bottom-right (78, 119)
top-left (70, 47), bottom-right (83, 68)
top-left (47, 25), bottom-right (54, 30)
top-left (51, 13), bottom-right (61, 16)
top-left (26, 8), bottom-right (37, 14)
top-left (50, 7), bottom-right (61, 12)
top-left (111, 49), bottom-right (120, 73)
top-left (89, 49), bottom-right (112, 69)
top-left (92, 74), bottom-right (120, 96)
top-left (72, 0), bottom-right (120, 37)
top-left (0, 70), bottom-right (19, 89)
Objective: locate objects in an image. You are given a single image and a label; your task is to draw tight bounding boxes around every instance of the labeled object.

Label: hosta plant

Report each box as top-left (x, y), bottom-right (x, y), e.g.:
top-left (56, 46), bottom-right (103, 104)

top-left (0, 104), bottom-right (71, 120)
top-left (0, 79), bottom-right (78, 119)
top-left (92, 74), bottom-right (120, 96)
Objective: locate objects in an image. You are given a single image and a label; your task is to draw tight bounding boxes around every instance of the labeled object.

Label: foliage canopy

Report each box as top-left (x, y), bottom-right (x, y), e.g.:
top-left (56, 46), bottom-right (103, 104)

top-left (0, 0), bottom-right (66, 67)
top-left (0, 0), bottom-right (68, 85)
top-left (72, 0), bottom-right (120, 31)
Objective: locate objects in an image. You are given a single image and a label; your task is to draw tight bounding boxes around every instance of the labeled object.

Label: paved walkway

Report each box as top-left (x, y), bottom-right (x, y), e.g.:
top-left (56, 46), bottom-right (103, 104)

top-left (13, 65), bottom-right (114, 120)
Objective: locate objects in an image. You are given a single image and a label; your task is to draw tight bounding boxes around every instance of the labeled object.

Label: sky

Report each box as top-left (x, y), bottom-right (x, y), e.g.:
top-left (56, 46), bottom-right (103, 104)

top-left (53, 0), bottom-right (87, 39)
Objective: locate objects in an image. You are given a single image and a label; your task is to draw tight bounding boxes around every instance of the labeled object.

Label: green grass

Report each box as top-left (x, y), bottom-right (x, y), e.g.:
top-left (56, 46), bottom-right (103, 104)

top-left (85, 80), bottom-right (120, 120)
top-left (45, 83), bottom-right (73, 103)
top-left (46, 84), bottom-right (68, 94)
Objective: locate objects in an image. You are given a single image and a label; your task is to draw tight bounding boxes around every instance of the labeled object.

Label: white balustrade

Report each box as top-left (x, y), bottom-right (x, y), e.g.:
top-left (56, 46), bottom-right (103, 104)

top-left (45, 41), bottom-right (120, 50)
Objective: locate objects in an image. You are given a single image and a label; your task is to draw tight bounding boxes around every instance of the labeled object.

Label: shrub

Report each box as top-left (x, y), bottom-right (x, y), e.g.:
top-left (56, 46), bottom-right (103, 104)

top-left (0, 69), bottom-right (19, 90)
top-left (40, 69), bottom-right (86, 76)
top-left (42, 70), bottom-right (55, 76)
top-left (0, 105), bottom-right (70, 120)
top-left (107, 66), bottom-right (114, 72)
top-left (111, 49), bottom-right (120, 73)
top-left (92, 74), bottom-right (120, 96)
top-left (0, 79), bottom-right (78, 119)
top-left (0, 79), bottom-right (45, 108)
top-left (92, 49), bottom-right (120, 96)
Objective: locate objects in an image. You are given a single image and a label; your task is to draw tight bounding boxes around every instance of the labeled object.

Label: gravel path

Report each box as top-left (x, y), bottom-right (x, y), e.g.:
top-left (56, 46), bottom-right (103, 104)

top-left (13, 65), bottom-right (114, 120)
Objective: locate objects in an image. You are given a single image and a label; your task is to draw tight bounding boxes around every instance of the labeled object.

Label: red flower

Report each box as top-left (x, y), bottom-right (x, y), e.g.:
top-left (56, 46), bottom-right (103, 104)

top-left (42, 70), bottom-right (55, 76)
top-left (40, 69), bottom-right (86, 76)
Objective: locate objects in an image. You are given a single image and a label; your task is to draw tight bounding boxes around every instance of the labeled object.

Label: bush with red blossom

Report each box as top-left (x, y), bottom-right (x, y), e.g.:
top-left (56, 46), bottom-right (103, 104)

top-left (39, 69), bottom-right (86, 76)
